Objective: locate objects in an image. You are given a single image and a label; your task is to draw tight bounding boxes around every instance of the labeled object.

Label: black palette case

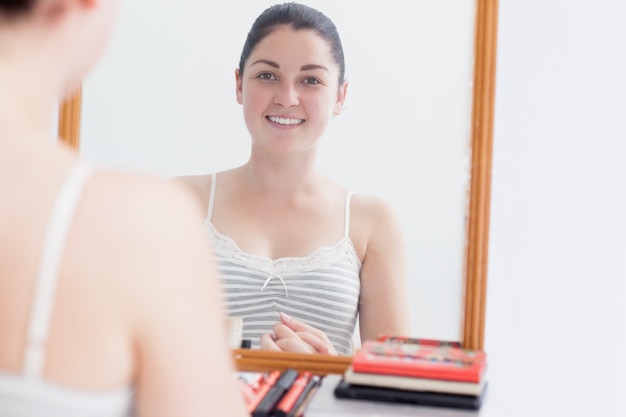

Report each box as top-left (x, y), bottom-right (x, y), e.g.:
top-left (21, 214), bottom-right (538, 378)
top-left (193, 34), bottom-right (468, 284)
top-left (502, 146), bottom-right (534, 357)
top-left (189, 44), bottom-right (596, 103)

top-left (333, 378), bottom-right (488, 411)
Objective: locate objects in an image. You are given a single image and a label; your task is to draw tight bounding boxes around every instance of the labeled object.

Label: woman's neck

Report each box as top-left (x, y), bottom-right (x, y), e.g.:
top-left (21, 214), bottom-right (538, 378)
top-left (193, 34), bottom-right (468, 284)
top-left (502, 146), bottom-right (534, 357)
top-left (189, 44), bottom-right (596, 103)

top-left (242, 152), bottom-right (322, 198)
top-left (0, 48), bottom-right (58, 144)
top-left (0, 84), bottom-right (56, 145)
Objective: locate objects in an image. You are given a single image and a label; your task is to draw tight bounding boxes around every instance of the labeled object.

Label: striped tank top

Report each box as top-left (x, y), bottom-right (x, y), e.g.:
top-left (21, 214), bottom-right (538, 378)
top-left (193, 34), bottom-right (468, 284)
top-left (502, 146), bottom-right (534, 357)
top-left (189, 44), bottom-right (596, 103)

top-left (205, 174), bottom-right (361, 356)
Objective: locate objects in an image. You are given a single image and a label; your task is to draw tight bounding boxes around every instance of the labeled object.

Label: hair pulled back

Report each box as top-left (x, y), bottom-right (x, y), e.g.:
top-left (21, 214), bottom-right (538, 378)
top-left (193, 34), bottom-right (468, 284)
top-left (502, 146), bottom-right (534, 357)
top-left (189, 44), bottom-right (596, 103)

top-left (238, 2), bottom-right (346, 85)
top-left (0, 0), bottom-right (36, 18)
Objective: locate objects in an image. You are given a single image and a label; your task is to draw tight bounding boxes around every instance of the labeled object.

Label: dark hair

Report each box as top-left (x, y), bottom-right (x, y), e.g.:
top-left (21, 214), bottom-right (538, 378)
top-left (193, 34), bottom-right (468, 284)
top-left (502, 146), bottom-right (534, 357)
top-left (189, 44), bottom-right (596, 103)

top-left (0, 0), bottom-right (36, 18)
top-left (238, 2), bottom-right (345, 85)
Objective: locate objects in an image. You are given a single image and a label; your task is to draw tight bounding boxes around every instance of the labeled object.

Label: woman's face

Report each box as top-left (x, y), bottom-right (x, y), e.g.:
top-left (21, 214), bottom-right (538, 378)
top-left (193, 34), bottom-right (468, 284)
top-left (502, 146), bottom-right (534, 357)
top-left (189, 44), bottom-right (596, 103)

top-left (236, 26), bottom-right (347, 157)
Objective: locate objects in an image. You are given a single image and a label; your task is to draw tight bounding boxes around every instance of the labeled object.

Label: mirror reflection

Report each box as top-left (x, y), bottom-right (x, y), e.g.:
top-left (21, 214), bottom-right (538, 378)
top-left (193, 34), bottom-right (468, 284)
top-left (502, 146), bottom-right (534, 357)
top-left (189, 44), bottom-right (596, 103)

top-left (80, 0), bottom-right (476, 344)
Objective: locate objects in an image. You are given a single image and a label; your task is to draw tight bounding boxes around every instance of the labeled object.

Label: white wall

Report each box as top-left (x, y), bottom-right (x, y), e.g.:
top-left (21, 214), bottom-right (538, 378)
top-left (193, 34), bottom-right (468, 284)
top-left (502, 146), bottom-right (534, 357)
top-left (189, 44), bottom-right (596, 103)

top-left (80, 1), bottom-right (475, 341)
top-left (485, 0), bottom-right (626, 416)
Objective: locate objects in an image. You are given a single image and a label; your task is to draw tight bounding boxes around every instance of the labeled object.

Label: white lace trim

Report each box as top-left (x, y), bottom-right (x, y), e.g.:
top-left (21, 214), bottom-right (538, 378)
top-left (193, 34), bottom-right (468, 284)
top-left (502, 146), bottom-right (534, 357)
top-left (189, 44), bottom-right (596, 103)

top-left (205, 221), bottom-right (362, 276)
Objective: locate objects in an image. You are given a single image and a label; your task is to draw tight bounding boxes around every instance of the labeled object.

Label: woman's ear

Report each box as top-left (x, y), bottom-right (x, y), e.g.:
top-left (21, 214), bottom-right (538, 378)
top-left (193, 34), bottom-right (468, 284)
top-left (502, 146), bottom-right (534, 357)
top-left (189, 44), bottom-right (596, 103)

top-left (333, 80), bottom-right (349, 116)
top-left (235, 68), bottom-right (243, 105)
top-left (35, 0), bottom-right (97, 22)
top-left (35, 0), bottom-right (69, 21)
top-left (78, 0), bottom-right (98, 6)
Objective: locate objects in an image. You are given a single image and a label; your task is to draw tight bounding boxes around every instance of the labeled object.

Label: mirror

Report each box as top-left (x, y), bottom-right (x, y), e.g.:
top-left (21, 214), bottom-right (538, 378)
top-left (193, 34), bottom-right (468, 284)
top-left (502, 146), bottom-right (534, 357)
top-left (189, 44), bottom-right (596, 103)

top-left (58, 0), bottom-right (497, 351)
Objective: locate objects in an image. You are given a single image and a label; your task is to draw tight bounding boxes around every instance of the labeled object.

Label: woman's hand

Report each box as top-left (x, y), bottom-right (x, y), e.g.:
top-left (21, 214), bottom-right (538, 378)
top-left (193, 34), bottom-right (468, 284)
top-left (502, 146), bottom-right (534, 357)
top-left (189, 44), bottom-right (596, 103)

top-left (259, 313), bottom-right (337, 355)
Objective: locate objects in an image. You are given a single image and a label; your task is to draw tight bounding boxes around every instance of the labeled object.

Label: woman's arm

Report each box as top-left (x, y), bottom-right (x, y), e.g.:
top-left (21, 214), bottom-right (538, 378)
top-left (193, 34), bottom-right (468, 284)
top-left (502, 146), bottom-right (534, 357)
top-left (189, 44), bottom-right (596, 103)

top-left (355, 196), bottom-right (411, 342)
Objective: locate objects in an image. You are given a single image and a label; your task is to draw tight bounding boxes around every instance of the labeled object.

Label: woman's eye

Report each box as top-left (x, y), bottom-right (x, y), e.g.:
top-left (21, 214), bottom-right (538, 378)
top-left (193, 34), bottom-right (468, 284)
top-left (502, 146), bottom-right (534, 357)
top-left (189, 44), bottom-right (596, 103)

top-left (303, 77), bottom-right (321, 85)
top-left (257, 72), bottom-right (276, 80)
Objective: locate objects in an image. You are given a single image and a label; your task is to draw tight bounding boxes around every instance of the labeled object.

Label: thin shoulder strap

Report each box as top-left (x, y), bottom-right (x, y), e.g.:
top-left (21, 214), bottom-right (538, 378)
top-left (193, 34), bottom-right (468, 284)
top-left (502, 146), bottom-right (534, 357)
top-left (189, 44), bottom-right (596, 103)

top-left (344, 192), bottom-right (354, 238)
top-left (23, 159), bottom-right (96, 378)
top-left (206, 173), bottom-right (216, 221)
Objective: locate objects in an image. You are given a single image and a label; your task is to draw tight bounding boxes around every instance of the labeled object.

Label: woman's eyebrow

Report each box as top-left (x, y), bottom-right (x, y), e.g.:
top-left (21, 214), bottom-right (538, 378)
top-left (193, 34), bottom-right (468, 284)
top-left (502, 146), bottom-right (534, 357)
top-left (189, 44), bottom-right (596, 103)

top-left (250, 59), bottom-right (279, 68)
top-left (249, 60), bottom-right (329, 73)
top-left (300, 64), bottom-right (329, 73)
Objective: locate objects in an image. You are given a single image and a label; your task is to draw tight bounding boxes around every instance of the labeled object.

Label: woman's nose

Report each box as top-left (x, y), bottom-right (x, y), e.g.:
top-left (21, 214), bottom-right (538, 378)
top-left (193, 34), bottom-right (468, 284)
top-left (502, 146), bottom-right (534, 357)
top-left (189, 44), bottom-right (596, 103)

top-left (273, 83), bottom-right (299, 107)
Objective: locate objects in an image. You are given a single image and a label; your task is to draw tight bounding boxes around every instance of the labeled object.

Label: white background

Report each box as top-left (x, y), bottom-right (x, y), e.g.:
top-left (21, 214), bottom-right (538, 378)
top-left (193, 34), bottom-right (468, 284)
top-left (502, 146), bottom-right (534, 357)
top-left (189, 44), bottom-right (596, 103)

top-left (79, 0), bottom-right (475, 341)
top-left (484, 0), bottom-right (626, 415)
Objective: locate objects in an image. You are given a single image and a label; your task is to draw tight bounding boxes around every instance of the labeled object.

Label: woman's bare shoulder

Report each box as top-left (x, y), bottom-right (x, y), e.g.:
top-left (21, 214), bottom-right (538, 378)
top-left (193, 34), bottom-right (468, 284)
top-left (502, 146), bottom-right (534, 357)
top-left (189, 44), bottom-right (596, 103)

top-left (170, 168), bottom-right (243, 208)
top-left (350, 192), bottom-right (400, 224)
top-left (170, 173), bottom-right (213, 208)
top-left (87, 169), bottom-right (205, 229)
top-left (70, 168), bottom-right (213, 292)
top-left (348, 192), bottom-right (404, 258)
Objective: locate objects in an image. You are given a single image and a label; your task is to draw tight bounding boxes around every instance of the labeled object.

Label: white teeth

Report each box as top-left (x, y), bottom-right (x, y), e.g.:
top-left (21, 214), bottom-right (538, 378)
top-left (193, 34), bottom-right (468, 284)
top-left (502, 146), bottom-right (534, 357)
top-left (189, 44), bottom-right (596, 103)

top-left (268, 116), bottom-right (304, 126)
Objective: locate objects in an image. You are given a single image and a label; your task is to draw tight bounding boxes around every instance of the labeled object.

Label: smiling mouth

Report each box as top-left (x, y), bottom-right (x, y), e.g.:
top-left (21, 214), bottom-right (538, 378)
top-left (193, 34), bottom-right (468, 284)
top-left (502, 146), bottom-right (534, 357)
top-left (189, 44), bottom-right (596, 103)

top-left (266, 116), bottom-right (305, 126)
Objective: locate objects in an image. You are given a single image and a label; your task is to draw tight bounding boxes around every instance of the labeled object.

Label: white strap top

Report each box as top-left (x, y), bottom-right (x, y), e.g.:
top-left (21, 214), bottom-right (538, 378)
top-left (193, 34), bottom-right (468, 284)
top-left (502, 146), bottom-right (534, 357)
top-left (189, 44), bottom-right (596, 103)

top-left (0, 160), bottom-right (134, 417)
top-left (24, 159), bottom-right (96, 377)
top-left (206, 174), bottom-right (361, 355)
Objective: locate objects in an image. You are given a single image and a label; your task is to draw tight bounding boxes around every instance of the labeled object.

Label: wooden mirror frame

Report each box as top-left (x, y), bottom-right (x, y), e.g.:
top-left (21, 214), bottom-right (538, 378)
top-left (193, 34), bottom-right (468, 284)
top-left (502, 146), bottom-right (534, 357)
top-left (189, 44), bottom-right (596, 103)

top-left (58, 0), bottom-right (498, 373)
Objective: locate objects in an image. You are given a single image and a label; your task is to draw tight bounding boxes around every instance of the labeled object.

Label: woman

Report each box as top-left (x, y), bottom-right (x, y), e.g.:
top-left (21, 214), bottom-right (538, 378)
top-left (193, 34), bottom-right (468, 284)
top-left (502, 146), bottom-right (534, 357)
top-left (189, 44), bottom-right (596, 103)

top-left (0, 1), bottom-right (247, 416)
top-left (177, 2), bottom-right (411, 356)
